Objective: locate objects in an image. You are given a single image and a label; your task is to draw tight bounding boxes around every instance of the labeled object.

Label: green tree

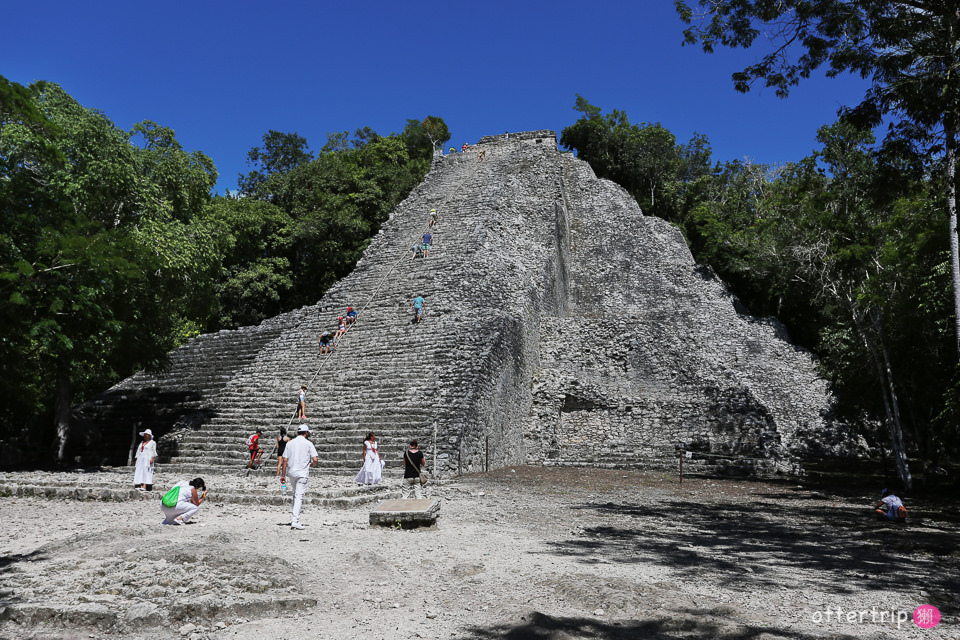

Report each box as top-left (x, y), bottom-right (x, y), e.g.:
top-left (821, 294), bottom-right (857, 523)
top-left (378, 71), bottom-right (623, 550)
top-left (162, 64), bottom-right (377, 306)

top-left (200, 197), bottom-right (293, 329)
top-left (685, 118), bottom-right (955, 486)
top-left (402, 116), bottom-right (450, 160)
top-left (676, 0), bottom-right (960, 359)
top-left (0, 79), bottom-right (219, 461)
top-left (560, 95), bottom-right (710, 222)
top-left (238, 130), bottom-right (312, 203)
top-left (236, 126), bottom-right (432, 309)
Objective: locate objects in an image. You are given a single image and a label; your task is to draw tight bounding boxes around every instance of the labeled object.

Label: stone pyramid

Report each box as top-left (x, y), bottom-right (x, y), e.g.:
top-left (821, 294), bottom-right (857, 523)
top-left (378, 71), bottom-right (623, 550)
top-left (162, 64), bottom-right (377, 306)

top-left (71, 131), bottom-right (839, 476)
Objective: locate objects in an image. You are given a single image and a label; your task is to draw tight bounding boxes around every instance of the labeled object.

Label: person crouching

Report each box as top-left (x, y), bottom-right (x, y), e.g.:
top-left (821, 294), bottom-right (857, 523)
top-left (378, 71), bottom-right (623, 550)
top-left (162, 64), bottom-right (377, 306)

top-left (161, 478), bottom-right (207, 525)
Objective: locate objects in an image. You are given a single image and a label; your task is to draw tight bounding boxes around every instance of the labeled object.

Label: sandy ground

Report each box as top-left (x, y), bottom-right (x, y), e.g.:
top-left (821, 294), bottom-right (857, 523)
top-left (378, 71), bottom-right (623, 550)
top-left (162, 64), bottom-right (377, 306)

top-left (0, 467), bottom-right (956, 640)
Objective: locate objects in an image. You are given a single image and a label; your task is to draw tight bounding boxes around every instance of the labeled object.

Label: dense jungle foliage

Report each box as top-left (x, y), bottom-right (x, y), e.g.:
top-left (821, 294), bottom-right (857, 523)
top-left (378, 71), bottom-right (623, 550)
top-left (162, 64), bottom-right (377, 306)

top-left (671, 0), bottom-right (960, 489)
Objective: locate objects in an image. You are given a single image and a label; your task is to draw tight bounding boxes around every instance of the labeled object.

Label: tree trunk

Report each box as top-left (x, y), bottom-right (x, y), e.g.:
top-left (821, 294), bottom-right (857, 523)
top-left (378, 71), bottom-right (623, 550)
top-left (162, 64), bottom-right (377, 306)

top-left (946, 123), bottom-right (960, 357)
top-left (55, 371), bottom-right (71, 463)
top-left (878, 330), bottom-right (912, 490)
top-left (128, 424), bottom-right (138, 467)
top-left (860, 309), bottom-right (912, 490)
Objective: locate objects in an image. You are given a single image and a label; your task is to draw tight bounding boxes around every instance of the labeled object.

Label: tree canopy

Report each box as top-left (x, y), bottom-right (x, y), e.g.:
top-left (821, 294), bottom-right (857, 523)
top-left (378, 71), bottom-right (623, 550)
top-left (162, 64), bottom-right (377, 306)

top-left (675, 0), bottom-right (960, 487)
top-left (676, 0), bottom-right (960, 352)
top-left (0, 80), bottom-right (220, 460)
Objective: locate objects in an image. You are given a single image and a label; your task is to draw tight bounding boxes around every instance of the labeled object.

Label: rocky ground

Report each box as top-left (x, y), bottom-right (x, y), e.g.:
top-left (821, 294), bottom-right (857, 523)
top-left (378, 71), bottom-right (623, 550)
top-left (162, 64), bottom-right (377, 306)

top-left (0, 466), bottom-right (956, 640)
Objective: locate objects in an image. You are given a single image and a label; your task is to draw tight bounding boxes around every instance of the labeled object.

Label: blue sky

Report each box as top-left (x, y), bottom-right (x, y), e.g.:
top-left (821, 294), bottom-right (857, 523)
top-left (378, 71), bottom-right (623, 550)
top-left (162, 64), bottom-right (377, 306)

top-left (3, 1), bottom-right (872, 193)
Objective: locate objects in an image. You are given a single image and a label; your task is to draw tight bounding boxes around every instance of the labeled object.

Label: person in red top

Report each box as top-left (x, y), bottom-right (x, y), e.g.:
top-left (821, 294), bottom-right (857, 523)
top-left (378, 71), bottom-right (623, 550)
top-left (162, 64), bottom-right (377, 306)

top-left (246, 429), bottom-right (262, 469)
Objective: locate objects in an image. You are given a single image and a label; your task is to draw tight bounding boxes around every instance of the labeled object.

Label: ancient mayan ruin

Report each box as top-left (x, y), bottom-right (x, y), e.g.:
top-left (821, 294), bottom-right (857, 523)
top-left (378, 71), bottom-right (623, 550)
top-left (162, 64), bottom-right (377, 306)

top-left (71, 131), bottom-right (842, 477)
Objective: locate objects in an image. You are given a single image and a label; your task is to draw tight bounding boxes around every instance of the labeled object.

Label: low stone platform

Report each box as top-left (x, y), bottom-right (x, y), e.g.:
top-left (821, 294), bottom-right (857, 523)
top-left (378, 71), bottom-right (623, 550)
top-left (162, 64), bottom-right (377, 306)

top-left (369, 498), bottom-right (440, 528)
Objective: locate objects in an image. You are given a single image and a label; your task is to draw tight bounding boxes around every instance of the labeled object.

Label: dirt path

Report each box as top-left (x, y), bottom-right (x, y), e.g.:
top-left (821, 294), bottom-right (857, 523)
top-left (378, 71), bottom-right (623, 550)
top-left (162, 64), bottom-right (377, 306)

top-left (0, 467), bottom-right (955, 639)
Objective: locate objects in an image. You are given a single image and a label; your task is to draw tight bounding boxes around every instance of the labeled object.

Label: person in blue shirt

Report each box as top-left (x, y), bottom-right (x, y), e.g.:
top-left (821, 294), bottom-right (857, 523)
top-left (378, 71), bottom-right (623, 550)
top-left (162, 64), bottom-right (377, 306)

top-left (421, 232), bottom-right (433, 258)
top-left (410, 295), bottom-right (425, 323)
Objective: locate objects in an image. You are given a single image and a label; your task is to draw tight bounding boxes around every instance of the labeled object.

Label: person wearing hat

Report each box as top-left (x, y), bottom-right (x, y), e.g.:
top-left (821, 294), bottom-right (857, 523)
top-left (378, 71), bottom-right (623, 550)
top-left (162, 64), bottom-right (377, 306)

top-left (279, 424), bottom-right (319, 530)
top-left (345, 306), bottom-right (358, 325)
top-left (134, 429), bottom-right (157, 491)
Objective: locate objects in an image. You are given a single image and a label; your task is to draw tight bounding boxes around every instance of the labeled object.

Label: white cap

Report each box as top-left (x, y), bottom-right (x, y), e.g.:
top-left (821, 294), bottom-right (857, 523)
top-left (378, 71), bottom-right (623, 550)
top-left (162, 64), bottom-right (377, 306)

top-left (298, 425), bottom-right (310, 433)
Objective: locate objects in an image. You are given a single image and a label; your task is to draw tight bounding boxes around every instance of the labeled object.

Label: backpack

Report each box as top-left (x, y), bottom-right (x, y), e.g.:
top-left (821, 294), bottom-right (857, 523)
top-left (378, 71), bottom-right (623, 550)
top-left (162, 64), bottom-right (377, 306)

top-left (246, 434), bottom-right (255, 447)
top-left (161, 485), bottom-right (180, 508)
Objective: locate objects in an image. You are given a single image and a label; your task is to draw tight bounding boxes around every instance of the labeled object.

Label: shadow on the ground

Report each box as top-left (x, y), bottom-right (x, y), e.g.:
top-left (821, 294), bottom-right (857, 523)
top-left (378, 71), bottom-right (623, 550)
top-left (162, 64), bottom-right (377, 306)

top-left (0, 550), bottom-right (45, 605)
top-left (457, 610), bottom-right (850, 640)
top-left (0, 550), bottom-right (45, 574)
top-left (543, 499), bottom-right (959, 615)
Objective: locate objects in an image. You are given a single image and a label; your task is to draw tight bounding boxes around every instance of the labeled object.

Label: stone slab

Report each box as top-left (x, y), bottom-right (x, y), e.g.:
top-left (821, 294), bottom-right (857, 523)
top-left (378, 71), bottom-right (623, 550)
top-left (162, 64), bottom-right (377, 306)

top-left (369, 499), bottom-right (440, 528)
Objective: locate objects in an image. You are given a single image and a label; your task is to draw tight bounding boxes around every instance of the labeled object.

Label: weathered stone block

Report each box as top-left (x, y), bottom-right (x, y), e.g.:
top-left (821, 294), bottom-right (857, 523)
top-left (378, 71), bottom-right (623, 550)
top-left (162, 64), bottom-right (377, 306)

top-left (369, 499), bottom-right (440, 528)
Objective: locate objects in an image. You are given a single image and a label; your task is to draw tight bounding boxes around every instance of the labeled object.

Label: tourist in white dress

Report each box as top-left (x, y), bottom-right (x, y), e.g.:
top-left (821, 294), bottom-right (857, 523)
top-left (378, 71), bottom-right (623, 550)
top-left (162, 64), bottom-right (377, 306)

top-left (354, 432), bottom-right (384, 485)
top-left (134, 429), bottom-right (157, 491)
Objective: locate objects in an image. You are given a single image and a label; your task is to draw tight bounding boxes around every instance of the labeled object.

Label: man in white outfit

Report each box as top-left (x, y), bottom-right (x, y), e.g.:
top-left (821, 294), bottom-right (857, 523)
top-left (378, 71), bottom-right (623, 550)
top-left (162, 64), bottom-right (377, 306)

top-left (280, 424), bottom-right (319, 530)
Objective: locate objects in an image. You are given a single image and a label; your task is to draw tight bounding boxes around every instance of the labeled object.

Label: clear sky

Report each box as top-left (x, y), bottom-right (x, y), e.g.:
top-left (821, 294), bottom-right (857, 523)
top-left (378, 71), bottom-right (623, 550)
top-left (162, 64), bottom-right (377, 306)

top-left (3, 1), bottom-right (872, 193)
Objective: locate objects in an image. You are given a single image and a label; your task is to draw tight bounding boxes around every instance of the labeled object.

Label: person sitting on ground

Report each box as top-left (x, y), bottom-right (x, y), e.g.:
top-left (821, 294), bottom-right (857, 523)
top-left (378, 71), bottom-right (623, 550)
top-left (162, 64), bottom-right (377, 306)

top-left (246, 429), bottom-right (262, 469)
top-left (160, 477), bottom-right (206, 525)
top-left (410, 295), bottom-right (425, 323)
top-left (875, 488), bottom-right (908, 522)
top-left (334, 316), bottom-right (347, 341)
top-left (318, 331), bottom-right (333, 355)
top-left (421, 231), bottom-right (432, 258)
top-left (345, 306), bottom-right (358, 325)
top-left (462, 142), bottom-right (468, 153)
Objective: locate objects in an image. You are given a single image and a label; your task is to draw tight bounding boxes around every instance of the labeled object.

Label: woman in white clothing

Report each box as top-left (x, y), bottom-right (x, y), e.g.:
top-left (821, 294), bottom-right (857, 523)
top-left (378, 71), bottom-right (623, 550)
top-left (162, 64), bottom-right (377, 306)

top-left (134, 429), bottom-right (157, 491)
top-left (354, 432), bottom-right (384, 485)
top-left (160, 477), bottom-right (207, 525)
